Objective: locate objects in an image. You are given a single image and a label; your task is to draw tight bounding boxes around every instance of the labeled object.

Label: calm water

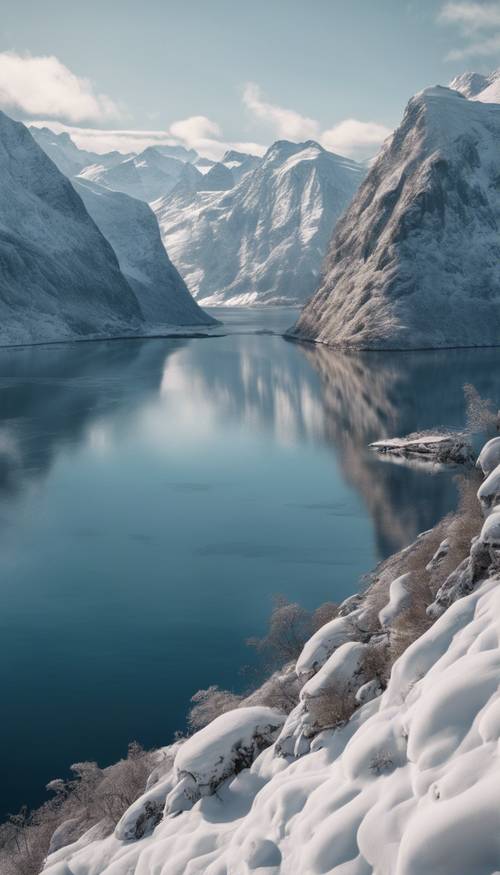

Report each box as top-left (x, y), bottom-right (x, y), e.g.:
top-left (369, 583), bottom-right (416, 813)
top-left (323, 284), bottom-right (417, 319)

top-left (1, 307), bottom-right (499, 816)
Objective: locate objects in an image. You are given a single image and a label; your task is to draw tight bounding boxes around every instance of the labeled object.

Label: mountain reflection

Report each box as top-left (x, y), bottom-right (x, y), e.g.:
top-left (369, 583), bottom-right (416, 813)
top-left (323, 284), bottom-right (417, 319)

top-left (0, 339), bottom-right (184, 499)
top-left (160, 335), bottom-right (500, 558)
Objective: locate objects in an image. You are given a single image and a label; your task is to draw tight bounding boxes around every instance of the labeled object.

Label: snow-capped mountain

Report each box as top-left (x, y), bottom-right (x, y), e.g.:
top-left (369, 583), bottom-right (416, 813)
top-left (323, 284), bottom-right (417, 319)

top-left (290, 87), bottom-right (500, 349)
top-left (73, 178), bottom-right (214, 325)
top-left (153, 140), bottom-right (364, 306)
top-left (0, 112), bottom-right (214, 345)
top-left (0, 111), bottom-right (144, 345)
top-left (450, 69), bottom-right (500, 102)
top-left (29, 126), bottom-right (128, 178)
top-left (78, 146), bottom-right (187, 202)
top-left (221, 149), bottom-right (261, 183)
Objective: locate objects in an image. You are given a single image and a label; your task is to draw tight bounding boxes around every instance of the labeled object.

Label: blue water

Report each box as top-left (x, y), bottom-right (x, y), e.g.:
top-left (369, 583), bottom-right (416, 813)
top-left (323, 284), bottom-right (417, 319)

top-left (0, 307), bottom-right (499, 816)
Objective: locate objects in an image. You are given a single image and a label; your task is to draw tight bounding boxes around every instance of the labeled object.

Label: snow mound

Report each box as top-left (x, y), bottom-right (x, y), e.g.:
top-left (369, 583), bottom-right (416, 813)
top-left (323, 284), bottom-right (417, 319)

top-left (165, 706), bottom-right (285, 814)
top-left (477, 437), bottom-right (500, 476)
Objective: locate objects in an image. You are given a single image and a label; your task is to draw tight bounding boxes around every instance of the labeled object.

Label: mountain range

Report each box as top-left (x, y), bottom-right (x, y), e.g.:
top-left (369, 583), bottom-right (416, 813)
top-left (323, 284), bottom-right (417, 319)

top-left (153, 140), bottom-right (365, 306)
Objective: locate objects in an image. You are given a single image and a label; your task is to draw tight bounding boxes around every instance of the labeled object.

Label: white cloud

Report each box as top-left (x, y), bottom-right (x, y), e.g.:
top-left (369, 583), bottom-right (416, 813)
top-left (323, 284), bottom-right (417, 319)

top-left (0, 51), bottom-right (121, 123)
top-left (243, 82), bottom-right (320, 141)
top-left (321, 119), bottom-right (392, 160)
top-left (439, 1), bottom-right (500, 29)
top-left (438, 1), bottom-right (500, 59)
top-left (243, 82), bottom-right (390, 160)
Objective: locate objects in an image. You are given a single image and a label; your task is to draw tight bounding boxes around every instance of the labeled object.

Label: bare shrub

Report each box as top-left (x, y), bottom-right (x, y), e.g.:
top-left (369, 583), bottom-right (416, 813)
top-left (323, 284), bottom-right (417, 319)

top-left (187, 686), bottom-right (243, 731)
top-left (0, 742), bottom-right (157, 874)
top-left (306, 685), bottom-right (357, 732)
top-left (369, 750), bottom-right (394, 775)
top-left (464, 383), bottom-right (499, 436)
top-left (244, 669), bottom-right (303, 715)
top-left (361, 641), bottom-right (391, 687)
top-left (247, 595), bottom-right (313, 666)
top-left (311, 601), bottom-right (339, 632)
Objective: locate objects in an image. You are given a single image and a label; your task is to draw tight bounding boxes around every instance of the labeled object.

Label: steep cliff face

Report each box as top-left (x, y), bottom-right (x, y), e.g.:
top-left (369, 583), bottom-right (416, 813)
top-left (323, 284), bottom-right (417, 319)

top-left (73, 179), bottom-right (215, 326)
top-left (0, 112), bottom-right (143, 345)
top-left (153, 140), bottom-right (364, 306)
top-left (289, 87), bottom-right (500, 349)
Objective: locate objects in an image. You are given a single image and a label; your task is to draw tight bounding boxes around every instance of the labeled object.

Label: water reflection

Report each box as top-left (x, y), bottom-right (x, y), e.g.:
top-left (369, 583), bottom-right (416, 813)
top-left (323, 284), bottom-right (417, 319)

top-left (1, 322), bottom-right (498, 817)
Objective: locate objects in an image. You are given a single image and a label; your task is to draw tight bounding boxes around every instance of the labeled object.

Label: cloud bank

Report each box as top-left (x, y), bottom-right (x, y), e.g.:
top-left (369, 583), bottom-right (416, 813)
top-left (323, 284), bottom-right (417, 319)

top-left (0, 51), bottom-right (121, 122)
top-left (243, 82), bottom-right (391, 160)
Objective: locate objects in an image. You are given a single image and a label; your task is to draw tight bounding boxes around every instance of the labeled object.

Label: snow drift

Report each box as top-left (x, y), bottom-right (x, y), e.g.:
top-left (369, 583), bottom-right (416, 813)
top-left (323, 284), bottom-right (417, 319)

top-left (289, 87), bottom-right (500, 349)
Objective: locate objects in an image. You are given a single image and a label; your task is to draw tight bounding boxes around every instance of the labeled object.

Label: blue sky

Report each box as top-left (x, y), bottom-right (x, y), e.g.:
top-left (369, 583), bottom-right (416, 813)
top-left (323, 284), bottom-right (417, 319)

top-left (0, 0), bottom-right (499, 158)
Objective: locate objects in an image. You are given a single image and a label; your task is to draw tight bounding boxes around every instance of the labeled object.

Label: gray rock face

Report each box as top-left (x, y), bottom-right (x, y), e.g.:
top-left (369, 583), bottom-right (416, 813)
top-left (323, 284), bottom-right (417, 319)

top-left (153, 140), bottom-right (364, 306)
top-left (73, 179), bottom-right (215, 326)
top-left (0, 111), bottom-right (143, 345)
top-left (289, 87), bottom-right (500, 349)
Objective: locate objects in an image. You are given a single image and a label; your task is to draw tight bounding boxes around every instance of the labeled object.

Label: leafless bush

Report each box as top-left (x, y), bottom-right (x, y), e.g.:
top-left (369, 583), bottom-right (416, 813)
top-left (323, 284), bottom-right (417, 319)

top-left (247, 595), bottom-right (313, 666)
top-left (311, 602), bottom-right (339, 632)
top-left (306, 685), bottom-right (357, 732)
top-left (369, 750), bottom-right (394, 775)
top-left (464, 383), bottom-right (499, 436)
top-left (244, 669), bottom-right (303, 715)
top-left (187, 686), bottom-right (243, 731)
top-left (0, 742), bottom-right (157, 874)
top-left (247, 595), bottom-right (339, 669)
top-left (361, 642), bottom-right (391, 687)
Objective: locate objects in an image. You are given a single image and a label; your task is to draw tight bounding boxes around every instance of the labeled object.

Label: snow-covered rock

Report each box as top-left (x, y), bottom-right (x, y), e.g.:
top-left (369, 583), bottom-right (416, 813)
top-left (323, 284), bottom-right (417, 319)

top-left (478, 463), bottom-right (500, 514)
top-left (0, 111), bottom-right (145, 345)
top-left (300, 641), bottom-right (368, 701)
top-left (296, 613), bottom-right (367, 678)
top-left (73, 178), bottom-right (214, 326)
top-left (165, 707), bottom-right (285, 813)
top-left (370, 432), bottom-right (475, 468)
top-left (378, 573), bottom-right (412, 628)
top-left (153, 140), bottom-right (364, 306)
top-left (477, 436), bottom-right (500, 477)
top-left (289, 86), bottom-right (500, 349)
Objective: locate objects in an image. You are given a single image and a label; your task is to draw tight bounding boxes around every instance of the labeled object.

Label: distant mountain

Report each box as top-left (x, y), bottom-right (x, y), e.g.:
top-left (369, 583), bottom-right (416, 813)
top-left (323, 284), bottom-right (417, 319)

top-left (153, 140), bottom-right (364, 306)
top-left (221, 149), bottom-right (261, 183)
top-left (78, 146), bottom-right (186, 202)
top-left (289, 87), bottom-right (500, 349)
top-left (450, 69), bottom-right (500, 102)
top-left (29, 125), bottom-right (128, 177)
top-left (0, 111), bottom-right (142, 345)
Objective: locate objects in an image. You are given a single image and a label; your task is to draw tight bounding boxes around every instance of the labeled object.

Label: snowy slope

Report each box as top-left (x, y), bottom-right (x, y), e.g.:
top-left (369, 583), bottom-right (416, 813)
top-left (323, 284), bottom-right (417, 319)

top-left (153, 140), bottom-right (364, 306)
top-left (73, 178), bottom-right (215, 326)
top-left (0, 111), bottom-right (145, 345)
top-left (290, 87), bottom-right (500, 349)
top-left (78, 147), bottom-right (186, 202)
top-left (42, 440), bottom-right (500, 874)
